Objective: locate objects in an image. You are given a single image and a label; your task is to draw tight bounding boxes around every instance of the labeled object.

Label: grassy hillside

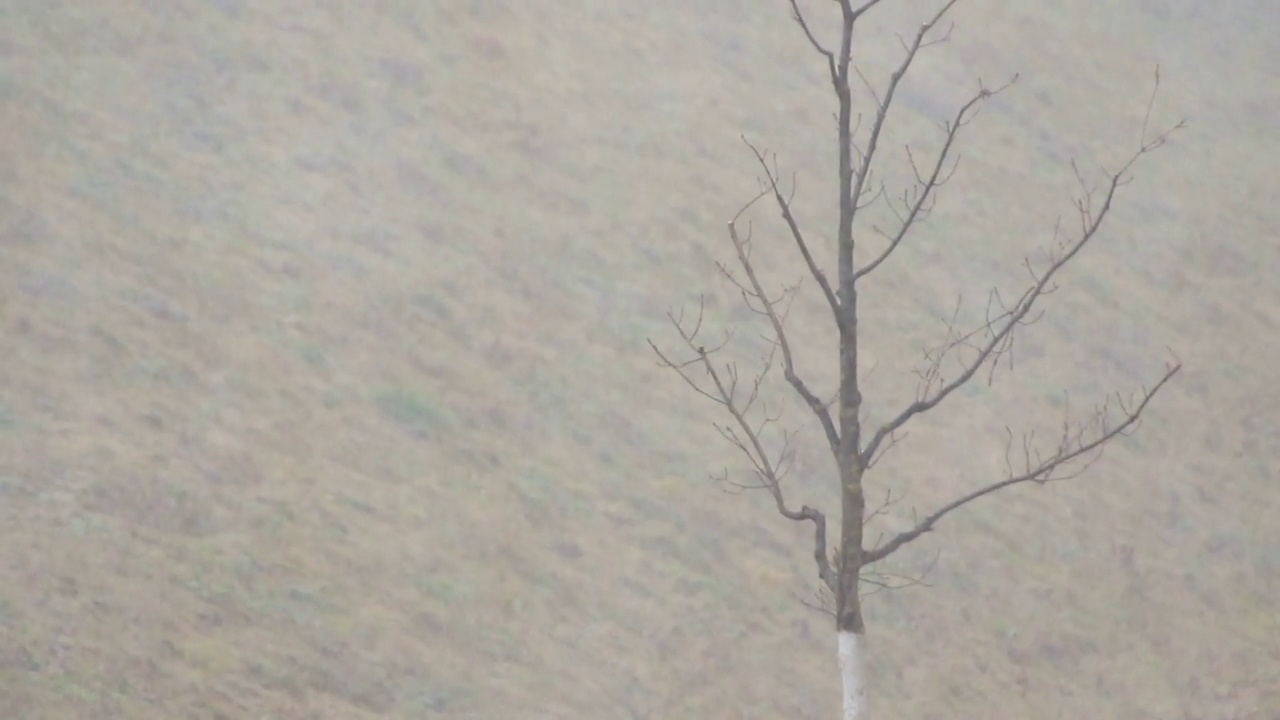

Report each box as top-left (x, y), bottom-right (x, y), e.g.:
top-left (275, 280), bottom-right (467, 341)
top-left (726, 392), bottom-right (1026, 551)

top-left (2, 1), bottom-right (1277, 718)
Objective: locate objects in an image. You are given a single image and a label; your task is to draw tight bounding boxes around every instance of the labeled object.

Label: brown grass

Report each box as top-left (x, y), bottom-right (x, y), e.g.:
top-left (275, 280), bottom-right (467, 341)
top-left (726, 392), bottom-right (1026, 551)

top-left (2, 1), bottom-right (1277, 718)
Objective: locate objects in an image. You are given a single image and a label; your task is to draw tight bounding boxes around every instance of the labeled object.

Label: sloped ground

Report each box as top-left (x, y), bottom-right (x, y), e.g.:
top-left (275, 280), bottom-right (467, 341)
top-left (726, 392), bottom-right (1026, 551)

top-left (1, 1), bottom-right (1277, 718)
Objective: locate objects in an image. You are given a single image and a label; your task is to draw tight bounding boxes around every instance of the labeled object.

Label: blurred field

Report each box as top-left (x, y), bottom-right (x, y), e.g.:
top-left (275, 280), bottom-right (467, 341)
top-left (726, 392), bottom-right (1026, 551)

top-left (2, 1), bottom-right (1277, 718)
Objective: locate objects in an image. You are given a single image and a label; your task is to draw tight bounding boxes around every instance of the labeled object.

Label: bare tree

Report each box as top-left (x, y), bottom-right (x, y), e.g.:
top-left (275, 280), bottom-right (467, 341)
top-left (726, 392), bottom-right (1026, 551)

top-left (648, 2), bottom-right (1184, 718)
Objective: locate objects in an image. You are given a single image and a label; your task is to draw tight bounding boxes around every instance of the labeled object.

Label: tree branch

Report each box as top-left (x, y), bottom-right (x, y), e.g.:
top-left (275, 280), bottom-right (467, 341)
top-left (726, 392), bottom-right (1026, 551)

top-left (846, 0), bottom-right (961, 236)
top-left (860, 117), bottom-right (1186, 466)
top-left (788, 0), bottom-right (893, 86)
top-left (745, 141), bottom-right (844, 335)
top-left (725, 192), bottom-right (843, 458)
top-left (854, 76), bottom-right (1017, 281)
top-left (862, 359), bottom-right (1181, 564)
top-left (788, 0), bottom-right (836, 83)
top-left (648, 293), bottom-right (837, 593)
top-left (860, 548), bottom-right (939, 596)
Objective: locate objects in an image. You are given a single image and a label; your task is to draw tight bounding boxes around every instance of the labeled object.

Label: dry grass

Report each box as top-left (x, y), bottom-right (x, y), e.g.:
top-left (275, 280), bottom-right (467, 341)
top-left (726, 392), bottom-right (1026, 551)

top-left (2, 1), bottom-right (1277, 718)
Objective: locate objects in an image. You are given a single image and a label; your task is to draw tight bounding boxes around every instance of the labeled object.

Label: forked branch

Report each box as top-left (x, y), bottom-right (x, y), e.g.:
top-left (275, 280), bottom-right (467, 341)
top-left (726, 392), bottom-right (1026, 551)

top-left (724, 194), bottom-right (842, 457)
top-left (648, 283), bottom-right (838, 593)
top-left (746, 140), bottom-right (843, 332)
top-left (855, 76), bottom-right (1017, 280)
top-left (860, 115), bottom-right (1186, 466)
top-left (845, 0), bottom-right (962, 237)
top-left (863, 359), bottom-right (1181, 564)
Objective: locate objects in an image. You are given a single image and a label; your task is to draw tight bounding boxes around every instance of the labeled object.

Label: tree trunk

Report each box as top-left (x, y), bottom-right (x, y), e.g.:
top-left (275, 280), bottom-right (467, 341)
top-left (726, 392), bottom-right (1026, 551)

top-left (839, 630), bottom-right (868, 720)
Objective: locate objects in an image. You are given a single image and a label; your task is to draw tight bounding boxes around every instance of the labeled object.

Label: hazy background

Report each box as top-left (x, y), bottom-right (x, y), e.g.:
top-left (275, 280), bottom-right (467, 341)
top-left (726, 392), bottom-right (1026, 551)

top-left (2, 1), bottom-right (1277, 718)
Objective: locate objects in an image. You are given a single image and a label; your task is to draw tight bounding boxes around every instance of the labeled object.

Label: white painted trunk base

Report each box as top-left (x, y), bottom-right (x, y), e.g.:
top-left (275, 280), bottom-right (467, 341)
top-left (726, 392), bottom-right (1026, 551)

top-left (838, 630), bottom-right (868, 720)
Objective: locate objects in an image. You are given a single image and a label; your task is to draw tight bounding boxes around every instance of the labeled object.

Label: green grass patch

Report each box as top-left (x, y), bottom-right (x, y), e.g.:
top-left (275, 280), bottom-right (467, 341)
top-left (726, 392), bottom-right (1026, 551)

top-left (374, 388), bottom-right (452, 438)
top-left (0, 403), bottom-right (17, 430)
